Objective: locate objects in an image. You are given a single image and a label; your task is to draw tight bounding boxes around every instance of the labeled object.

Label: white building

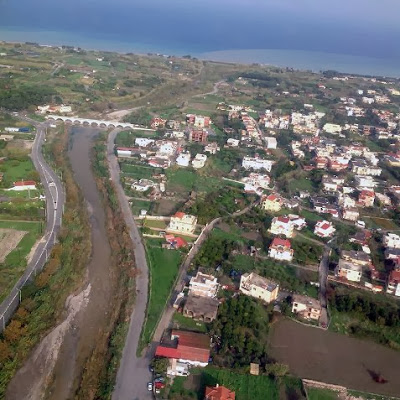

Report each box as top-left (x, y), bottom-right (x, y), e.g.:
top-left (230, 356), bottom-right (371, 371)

top-left (226, 138), bottom-right (240, 147)
top-left (355, 175), bottom-right (377, 189)
top-left (131, 179), bottom-right (155, 192)
top-left (167, 212), bottom-right (197, 234)
top-left (268, 238), bottom-right (294, 262)
top-left (189, 272), bottom-right (219, 297)
top-left (269, 216), bottom-right (294, 238)
top-left (335, 259), bottom-right (362, 282)
top-left (383, 233), bottom-right (400, 249)
top-left (176, 152), bottom-right (191, 167)
top-left (239, 272), bottom-right (279, 304)
top-left (135, 138), bottom-right (155, 147)
top-left (314, 220), bottom-right (336, 238)
top-left (241, 173), bottom-right (270, 190)
top-left (264, 137), bottom-right (277, 149)
top-left (116, 147), bottom-right (132, 157)
top-left (7, 181), bottom-right (37, 191)
top-left (323, 123), bottom-right (342, 135)
top-left (242, 156), bottom-right (274, 172)
top-left (192, 154), bottom-right (207, 169)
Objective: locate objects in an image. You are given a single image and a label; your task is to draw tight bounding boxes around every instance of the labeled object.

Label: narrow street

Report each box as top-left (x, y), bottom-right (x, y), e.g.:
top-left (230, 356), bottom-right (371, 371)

top-left (108, 129), bottom-right (153, 400)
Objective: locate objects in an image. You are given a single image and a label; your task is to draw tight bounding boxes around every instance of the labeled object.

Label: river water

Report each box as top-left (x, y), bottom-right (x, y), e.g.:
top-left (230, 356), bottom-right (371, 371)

top-left (46, 126), bottom-right (113, 399)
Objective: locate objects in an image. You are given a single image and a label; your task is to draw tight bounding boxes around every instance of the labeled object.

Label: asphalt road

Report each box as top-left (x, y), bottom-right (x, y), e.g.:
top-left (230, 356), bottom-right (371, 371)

top-left (0, 119), bottom-right (64, 328)
top-left (107, 130), bottom-right (153, 400)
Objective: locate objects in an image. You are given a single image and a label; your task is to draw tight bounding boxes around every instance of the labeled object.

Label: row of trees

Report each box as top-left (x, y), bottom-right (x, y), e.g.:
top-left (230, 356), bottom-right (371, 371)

top-left (329, 287), bottom-right (400, 327)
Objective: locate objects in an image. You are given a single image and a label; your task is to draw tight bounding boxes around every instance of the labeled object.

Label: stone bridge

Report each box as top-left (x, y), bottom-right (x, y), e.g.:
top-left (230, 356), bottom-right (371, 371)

top-left (46, 115), bottom-right (155, 131)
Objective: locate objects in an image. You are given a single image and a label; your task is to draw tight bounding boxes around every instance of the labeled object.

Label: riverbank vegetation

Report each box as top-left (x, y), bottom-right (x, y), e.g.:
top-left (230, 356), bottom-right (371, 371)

top-left (0, 125), bottom-right (91, 397)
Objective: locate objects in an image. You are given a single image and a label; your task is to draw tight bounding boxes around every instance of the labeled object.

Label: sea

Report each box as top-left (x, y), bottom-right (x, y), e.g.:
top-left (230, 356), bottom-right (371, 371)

top-left (0, 0), bottom-right (400, 77)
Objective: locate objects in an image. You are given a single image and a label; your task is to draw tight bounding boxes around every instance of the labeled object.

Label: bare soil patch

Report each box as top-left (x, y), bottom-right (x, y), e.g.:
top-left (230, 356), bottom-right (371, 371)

top-left (156, 199), bottom-right (179, 215)
top-left (269, 318), bottom-right (400, 397)
top-left (242, 231), bottom-right (262, 241)
top-left (0, 228), bottom-right (27, 263)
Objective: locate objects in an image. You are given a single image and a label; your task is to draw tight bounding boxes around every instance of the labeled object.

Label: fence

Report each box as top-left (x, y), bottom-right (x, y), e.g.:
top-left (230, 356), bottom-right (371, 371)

top-left (0, 129), bottom-right (64, 333)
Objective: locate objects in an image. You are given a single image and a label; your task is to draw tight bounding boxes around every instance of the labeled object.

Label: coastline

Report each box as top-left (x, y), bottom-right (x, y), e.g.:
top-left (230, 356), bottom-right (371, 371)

top-left (1, 31), bottom-right (400, 78)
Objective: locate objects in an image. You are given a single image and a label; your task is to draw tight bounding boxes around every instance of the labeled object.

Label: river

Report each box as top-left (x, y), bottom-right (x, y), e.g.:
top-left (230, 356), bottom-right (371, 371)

top-left (43, 126), bottom-right (113, 398)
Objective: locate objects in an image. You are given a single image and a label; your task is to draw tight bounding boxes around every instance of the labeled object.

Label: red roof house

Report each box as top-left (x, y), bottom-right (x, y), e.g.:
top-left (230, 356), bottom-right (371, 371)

top-left (155, 330), bottom-right (210, 366)
top-left (205, 384), bottom-right (236, 400)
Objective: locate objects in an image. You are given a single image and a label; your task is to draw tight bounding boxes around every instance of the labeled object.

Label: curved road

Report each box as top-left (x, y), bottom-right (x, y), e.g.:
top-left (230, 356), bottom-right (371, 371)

top-left (0, 119), bottom-right (64, 329)
top-left (107, 130), bottom-right (153, 400)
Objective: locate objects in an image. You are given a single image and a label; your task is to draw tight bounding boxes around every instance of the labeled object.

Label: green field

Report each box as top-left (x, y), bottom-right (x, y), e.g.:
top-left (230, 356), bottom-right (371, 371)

top-left (0, 158), bottom-right (36, 184)
top-left (307, 388), bottom-right (340, 400)
top-left (172, 312), bottom-right (208, 333)
top-left (166, 167), bottom-right (225, 194)
top-left (143, 219), bottom-right (168, 230)
top-left (0, 220), bottom-right (42, 302)
top-left (138, 240), bottom-right (182, 353)
top-left (169, 367), bottom-right (279, 400)
top-left (130, 199), bottom-right (152, 216)
top-left (121, 162), bottom-right (161, 179)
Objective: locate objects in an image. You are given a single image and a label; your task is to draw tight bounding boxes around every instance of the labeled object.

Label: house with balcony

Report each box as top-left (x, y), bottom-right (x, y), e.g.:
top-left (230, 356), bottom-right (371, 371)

top-left (342, 207), bottom-right (359, 222)
top-left (167, 212), bottom-right (197, 234)
top-left (314, 220), bottom-right (336, 238)
top-left (269, 216), bottom-right (295, 238)
top-left (239, 272), bottom-right (279, 304)
top-left (292, 294), bottom-right (321, 321)
top-left (335, 259), bottom-right (362, 282)
top-left (260, 193), bottom-right (283, 212)
top-left (268, 238), bottom-right (294, 262)
top-left (189, 272), bottom-right (219, 297)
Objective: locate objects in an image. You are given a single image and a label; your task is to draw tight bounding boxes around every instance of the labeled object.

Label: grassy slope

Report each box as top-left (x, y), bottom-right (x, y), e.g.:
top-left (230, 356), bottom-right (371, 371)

top-left (0, 220), bottom-right (42, 302)
top-left (139, 241), bottom-right (182, 351)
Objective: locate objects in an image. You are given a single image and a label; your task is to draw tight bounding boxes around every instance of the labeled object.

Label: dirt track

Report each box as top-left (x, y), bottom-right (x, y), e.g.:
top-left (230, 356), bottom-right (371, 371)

top-left (269, 318), bottom-right (400, 397)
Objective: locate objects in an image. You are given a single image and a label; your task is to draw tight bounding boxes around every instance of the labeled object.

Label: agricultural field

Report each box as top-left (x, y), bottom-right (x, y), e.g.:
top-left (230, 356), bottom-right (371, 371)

top-left (0, 220), bottom-right (42, 302)
top-left (269, 318), bottom-right (400, 398)
top-left (138, 239), bottom-right (182, 352)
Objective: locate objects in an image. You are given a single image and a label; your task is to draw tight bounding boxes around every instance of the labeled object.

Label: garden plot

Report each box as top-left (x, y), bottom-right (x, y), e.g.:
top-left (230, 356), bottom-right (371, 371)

top-left (0, 228), bottom-right (27, 263)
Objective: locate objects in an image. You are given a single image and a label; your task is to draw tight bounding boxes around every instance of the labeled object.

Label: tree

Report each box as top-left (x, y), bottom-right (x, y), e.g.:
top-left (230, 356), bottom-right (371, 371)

top-left (0, 340), bottom-right (12, 363)
top-left (265, 363), bottom-right (289, 379)
top-left (3, 320), bottom-right (26, 343)
top-left (151, 357), bottom-right (169, 375)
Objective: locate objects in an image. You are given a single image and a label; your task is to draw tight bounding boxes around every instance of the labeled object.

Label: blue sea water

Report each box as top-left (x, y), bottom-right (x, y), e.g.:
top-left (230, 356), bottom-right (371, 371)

top-left (0, 0), bottom-right (400, 77)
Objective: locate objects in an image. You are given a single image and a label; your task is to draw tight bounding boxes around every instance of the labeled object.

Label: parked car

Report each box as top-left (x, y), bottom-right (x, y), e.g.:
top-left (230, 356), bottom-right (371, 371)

top-left (147, 382), bottom-right (153, 391)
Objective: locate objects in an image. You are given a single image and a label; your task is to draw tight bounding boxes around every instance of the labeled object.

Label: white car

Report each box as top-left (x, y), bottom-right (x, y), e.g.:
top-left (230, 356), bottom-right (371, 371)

top-left (147, 382), bottom-right (153, 391)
